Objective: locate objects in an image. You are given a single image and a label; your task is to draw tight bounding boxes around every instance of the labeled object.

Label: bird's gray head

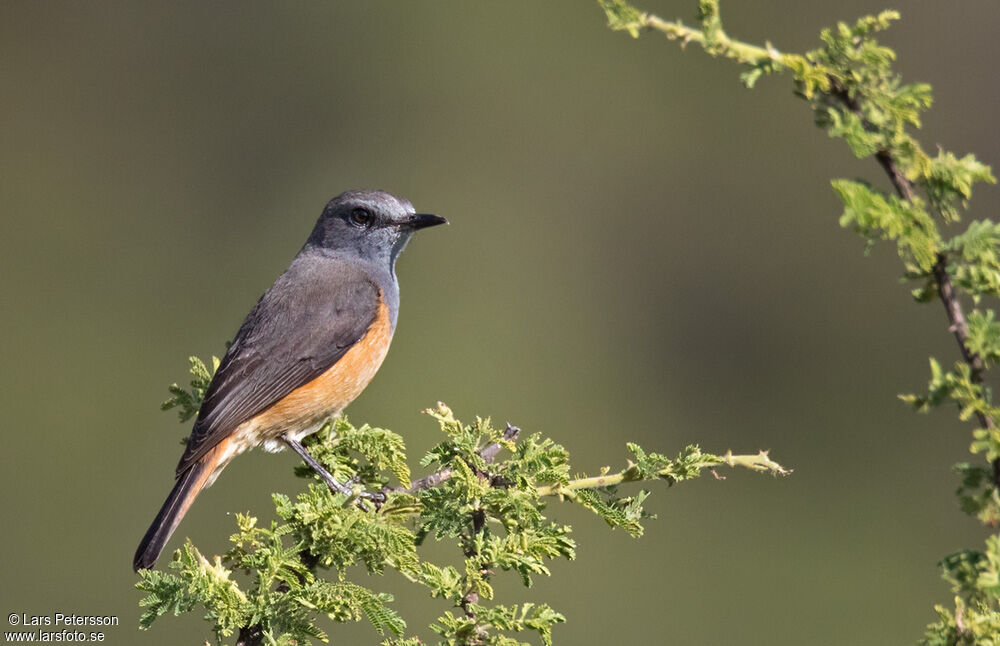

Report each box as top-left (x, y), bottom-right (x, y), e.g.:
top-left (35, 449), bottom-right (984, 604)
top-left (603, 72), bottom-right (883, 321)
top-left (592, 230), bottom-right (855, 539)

top-left (305, 190), bottom-right (447, 273)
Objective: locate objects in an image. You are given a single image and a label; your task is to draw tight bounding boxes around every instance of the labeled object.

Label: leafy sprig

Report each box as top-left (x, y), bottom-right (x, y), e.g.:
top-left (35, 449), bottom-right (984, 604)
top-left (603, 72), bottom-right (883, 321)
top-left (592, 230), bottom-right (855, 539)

top-left (596, 0), bottom-right (998, 641)
top-left (137, 364), bottom-right (786, 645)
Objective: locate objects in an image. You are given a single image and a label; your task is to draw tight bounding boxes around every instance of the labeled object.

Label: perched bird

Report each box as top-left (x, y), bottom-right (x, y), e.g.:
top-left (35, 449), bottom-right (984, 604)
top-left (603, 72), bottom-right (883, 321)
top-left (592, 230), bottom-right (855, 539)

top-left (133, 190), bottom-right (446, 571)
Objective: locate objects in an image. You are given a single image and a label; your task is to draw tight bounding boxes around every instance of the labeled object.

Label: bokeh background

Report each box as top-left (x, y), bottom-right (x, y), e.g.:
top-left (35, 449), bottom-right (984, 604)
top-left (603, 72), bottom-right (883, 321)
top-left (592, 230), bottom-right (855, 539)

top-left (3, 1), bottom-right (999, 644)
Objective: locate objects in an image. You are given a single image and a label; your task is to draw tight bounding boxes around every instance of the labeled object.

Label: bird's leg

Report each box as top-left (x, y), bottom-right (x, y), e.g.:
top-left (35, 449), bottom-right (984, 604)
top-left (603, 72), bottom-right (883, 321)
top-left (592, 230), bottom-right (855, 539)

top-left (282, 435), bottom-right (354, 497)
top-left (281, 435), bottom-right (385, 508)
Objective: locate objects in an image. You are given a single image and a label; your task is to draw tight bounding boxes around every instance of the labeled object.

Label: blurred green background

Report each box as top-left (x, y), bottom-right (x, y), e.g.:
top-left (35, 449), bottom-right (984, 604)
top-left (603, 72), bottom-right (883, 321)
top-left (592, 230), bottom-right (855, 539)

top-left (2, 1), bottom-right (999, 644)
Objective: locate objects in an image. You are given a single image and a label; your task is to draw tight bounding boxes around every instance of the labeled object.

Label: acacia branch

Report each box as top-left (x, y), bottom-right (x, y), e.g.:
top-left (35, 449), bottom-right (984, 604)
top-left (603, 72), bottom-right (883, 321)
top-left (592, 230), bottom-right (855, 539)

top-left (231, 427), bottom-right (526, 646)
top-left (622, 8), bottom-right (790, 67)
top-left (402, 432), bottom-right (789, 499)
top-left (828, 81), bottom-right (987, 393)
top-left (828, 85), bottom-right (997, 473)
top-left (394, 423), bottom-right (521, 494)
top-left (827, 83), bottom-right (993, 442)
top-left (613, 0), bottom-right (999, 484)
top-left (536, 450), bottom-right (789, 497)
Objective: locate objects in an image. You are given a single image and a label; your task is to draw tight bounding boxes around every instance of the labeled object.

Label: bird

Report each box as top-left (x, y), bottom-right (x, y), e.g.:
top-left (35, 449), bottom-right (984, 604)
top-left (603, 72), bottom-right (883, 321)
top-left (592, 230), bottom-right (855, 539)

top-left (133, 189), bottom-right (446, 572)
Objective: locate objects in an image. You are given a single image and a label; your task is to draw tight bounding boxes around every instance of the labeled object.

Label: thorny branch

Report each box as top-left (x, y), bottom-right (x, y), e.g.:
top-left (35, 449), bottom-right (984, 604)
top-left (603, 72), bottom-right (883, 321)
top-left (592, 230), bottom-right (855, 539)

top-left (395, 423), bottom-right (522, 495)
top-left (633, 3), bottom-right (998, 486)
top-left (231, 424), bottom-right (525, 646)
top-left (211, 410), bottom-right (789, 646)
top-left (830, 81), bottom-right (998, 482)
top-left (536, 450), bottom-right (789, 497)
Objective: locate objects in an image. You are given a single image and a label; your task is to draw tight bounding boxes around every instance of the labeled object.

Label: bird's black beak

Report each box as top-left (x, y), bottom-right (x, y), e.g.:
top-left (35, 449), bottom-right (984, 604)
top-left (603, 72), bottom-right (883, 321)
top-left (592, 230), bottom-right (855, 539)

top-left (399, 213), bottom-right (448, 231)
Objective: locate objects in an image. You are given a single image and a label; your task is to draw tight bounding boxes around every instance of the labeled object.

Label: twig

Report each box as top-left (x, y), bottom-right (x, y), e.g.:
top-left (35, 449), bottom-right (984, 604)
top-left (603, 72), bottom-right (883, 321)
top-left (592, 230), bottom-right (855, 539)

top-left (460, 507), bottom-right (487, 629)
top-left (828, 82), bottom-right (998, 481)
top-left (640, 13), bottom-right (790, 67)
top-left (932, 258), bottom-right (988, 381)
top-left (628, 2), bottom-right (999, 486)
top-left (391, 423), bottom-right (521, 495)
top-left (536, 450), bottom-right (790, 497)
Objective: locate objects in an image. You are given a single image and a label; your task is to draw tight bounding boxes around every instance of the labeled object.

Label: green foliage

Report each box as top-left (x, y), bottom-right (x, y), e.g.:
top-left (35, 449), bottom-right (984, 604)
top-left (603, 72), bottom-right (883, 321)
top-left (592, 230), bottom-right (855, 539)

top-left (832, 179), bottom-right (939, 271)
top-left (432, 603), bottom-right (565, 646)
top-left (137, 515), bottom-right (406, 645)
top-left (137, 542), bottom-right (250, 639)
top-left (967, 310), bottom-right (1000, 366)
top-left (138, 363), bottom-right (786, 644)
top-left (900, 358), bottom-right (986, 419)
top-left (299, 417), bottom-right (412, 491)
top-left (925, 153), bottom-right (996, 223)
top-left (924, 540), bottom-right (1000, 644)
top-left (801, 12), bottom-right (936, 180)
top-left (543, 444), bottom-right (726, 537)
top-left (273, 486), bottom-right (419, 576)
top-left (948, 221), bottom-right (1000, 299)
top-left (597, 0), bottom-right (999, 642)
top-left (596, 0), bottom-right (645, 38)
top-left (954, 463), bottom-right (1000, 526)
top-left (161, 355), bottom-right (219, 423)
top-left (571, 488), bottom-right (647, 537)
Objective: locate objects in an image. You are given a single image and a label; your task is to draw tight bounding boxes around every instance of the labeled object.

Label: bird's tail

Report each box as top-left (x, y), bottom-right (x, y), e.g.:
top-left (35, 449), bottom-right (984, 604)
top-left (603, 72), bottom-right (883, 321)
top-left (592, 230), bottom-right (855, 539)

top-left (132, 442), bottom-right (226, 572)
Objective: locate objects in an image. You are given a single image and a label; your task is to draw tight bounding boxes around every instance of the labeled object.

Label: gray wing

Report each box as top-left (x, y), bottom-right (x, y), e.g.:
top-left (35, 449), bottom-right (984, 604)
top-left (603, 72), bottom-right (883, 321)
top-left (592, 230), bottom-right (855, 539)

top-left (176, 257), bottom-right (379, 474)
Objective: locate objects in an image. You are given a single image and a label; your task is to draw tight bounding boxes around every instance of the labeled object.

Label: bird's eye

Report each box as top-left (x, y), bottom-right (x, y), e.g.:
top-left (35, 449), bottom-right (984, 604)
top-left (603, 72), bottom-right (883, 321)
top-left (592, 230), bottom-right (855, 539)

top-left (349, 208), bottom-right (373, 227)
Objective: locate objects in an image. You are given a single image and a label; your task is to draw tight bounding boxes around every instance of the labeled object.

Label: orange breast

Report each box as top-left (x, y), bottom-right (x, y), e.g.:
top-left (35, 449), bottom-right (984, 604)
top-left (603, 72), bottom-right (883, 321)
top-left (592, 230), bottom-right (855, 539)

top-left (252, 297), bottom-right (393, 434)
